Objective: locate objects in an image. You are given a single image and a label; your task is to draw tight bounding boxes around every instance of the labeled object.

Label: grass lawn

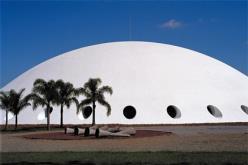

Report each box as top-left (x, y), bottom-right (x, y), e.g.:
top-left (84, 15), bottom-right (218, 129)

top-left (1, 151), bottom-right (247, 165)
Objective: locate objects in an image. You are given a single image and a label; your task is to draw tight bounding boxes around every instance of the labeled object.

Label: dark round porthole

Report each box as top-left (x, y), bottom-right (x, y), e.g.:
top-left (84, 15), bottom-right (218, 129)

top-left (123, 106), bottom-right (136, 119)
top-left (167, 105), bottom-right (181, 119)
top-left (83, 106), bottom-right (92, 119)
top-left (207, 105), bottom-right (222, 118)
top-left (241, 105), bottom-right (248, 115)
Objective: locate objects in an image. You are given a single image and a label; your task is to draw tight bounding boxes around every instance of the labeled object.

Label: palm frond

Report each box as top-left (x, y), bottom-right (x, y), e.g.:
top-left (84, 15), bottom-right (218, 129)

top-left (19, 102), bottom-right (31, 111)
top-left (72, 97), bottom-right (79, 109)
top-left (84, 78), bottom-right (102, 93)
top-left (75, 87), bottom-right (92, 98)
top-left (33, 78), bottom-right (47, 86)
top-left (23, 93), bottom-right (33, 103)
top-left (0, 91), bottom-right (10, 110)
top-left (77, 98), bottom-right (92, 114)
top-left (55, 79), bottom-right (64, 87)
top-left (30, 94), bottom-right (47, 110)
top-left (95, 92), bottom-right (105, 101)
top-left (0, 91), bottom-right (9, 98)
top-left (98, 86), bottom-right (113, 95)
top-left (74, 87), bottom-right (83, 96)
top-left (33, 79), bottom-right (58, 103)
top-left (13, 102), bottom-right (31, 115)
top-left (32, 85), bottom-right (46, 95)
top-left (48, 79), bottom-right (56, 85)
top-left (5, 88), bottom-right (31, 115)
top-left (18, 88), bottom-right (25, 97)
top-left (64, 97), bottom-right (79, 109)
top-left (97, 98), bottom-right (111, 116)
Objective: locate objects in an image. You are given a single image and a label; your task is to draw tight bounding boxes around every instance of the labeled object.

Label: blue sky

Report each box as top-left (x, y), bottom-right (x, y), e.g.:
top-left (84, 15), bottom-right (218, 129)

top-left (1, 0), bottom-right (247, 87)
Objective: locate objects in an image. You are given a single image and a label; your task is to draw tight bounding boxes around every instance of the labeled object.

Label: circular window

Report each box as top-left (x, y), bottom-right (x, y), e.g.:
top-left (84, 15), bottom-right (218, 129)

top-left (207, 105), bottom-right (222, 118)
top-left (123, 106), bottom-right (136, 119)
top-left (83, 106), bottom-right (92, 119)
top-left (241, 105), bottom-right (248, 115)
top-left (167, 105), bottom-right (181, 119)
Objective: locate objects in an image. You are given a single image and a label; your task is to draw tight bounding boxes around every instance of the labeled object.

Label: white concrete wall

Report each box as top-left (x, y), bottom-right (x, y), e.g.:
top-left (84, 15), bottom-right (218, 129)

top-left (1, 41), bottom-right (248, 124)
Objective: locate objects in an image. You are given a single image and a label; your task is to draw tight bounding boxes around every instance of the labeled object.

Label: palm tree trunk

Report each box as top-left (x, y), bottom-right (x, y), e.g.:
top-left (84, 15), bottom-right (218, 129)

top-left (15, 115), bottom-right (18, 130)
top-left (5, 109), bottom-right (8, 130)
top-left (92, 102), bottom-right (96, 126)
top-left (47, 105), bottom-right (50, 131)
top-left (60, 104), bottom-right (63, 128)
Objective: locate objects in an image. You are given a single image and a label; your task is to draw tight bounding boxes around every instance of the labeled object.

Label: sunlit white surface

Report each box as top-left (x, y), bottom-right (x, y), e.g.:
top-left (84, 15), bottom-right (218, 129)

top-left (77, 113), bottom-right (85, 121)
top-left (37, 111), bottom-right (46, 121)
top-left (3, 112), bottom-right (14, 121)
top-left (0, 41), bottom-right (248, 124)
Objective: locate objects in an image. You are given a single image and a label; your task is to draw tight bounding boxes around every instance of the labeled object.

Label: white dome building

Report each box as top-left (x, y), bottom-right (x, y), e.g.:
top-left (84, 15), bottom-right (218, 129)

top-left (1, 41), bottom-right (248, 125)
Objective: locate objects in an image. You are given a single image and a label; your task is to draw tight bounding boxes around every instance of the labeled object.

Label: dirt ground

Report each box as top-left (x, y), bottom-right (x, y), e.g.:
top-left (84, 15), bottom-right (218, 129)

top-left (22, 130), bottom-right (170, 140)
top-left (0, 125), bottom-right (247, 152)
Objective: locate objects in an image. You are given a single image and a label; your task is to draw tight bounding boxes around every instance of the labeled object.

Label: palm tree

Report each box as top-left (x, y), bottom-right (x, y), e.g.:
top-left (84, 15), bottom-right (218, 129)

top-left (0, 91), bottom-right (11, 130)
top-left (77, 78), bottom-right (113, 125)
top-left (9, 89), bottom-right (31, 130)
top-left (55, 79), bottom-right (78, 128)
top-left (31, 79), bottom-right (58, 131)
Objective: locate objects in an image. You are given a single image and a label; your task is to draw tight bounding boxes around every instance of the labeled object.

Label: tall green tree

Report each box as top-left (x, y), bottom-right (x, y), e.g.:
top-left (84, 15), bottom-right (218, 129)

top-left (31, 79), bottom-right (58, 131)
top-left (9, 89), bottom-right (31, 130)
top-left (0, 91), bottom-right (11, 130)
top-left (55, 79), bottom-right (78, 128)
top-left (77, 78), bottom-right (113, 125)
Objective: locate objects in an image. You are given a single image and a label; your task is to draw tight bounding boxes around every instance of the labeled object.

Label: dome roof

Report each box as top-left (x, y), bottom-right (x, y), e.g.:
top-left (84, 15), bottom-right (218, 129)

top-left (1, 41), bottom-right (248, 124)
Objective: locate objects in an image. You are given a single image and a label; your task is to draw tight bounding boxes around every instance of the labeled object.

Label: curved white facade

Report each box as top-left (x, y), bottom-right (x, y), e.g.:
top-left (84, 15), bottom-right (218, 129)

top-left (1, 41), bottom-right (248, 124)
